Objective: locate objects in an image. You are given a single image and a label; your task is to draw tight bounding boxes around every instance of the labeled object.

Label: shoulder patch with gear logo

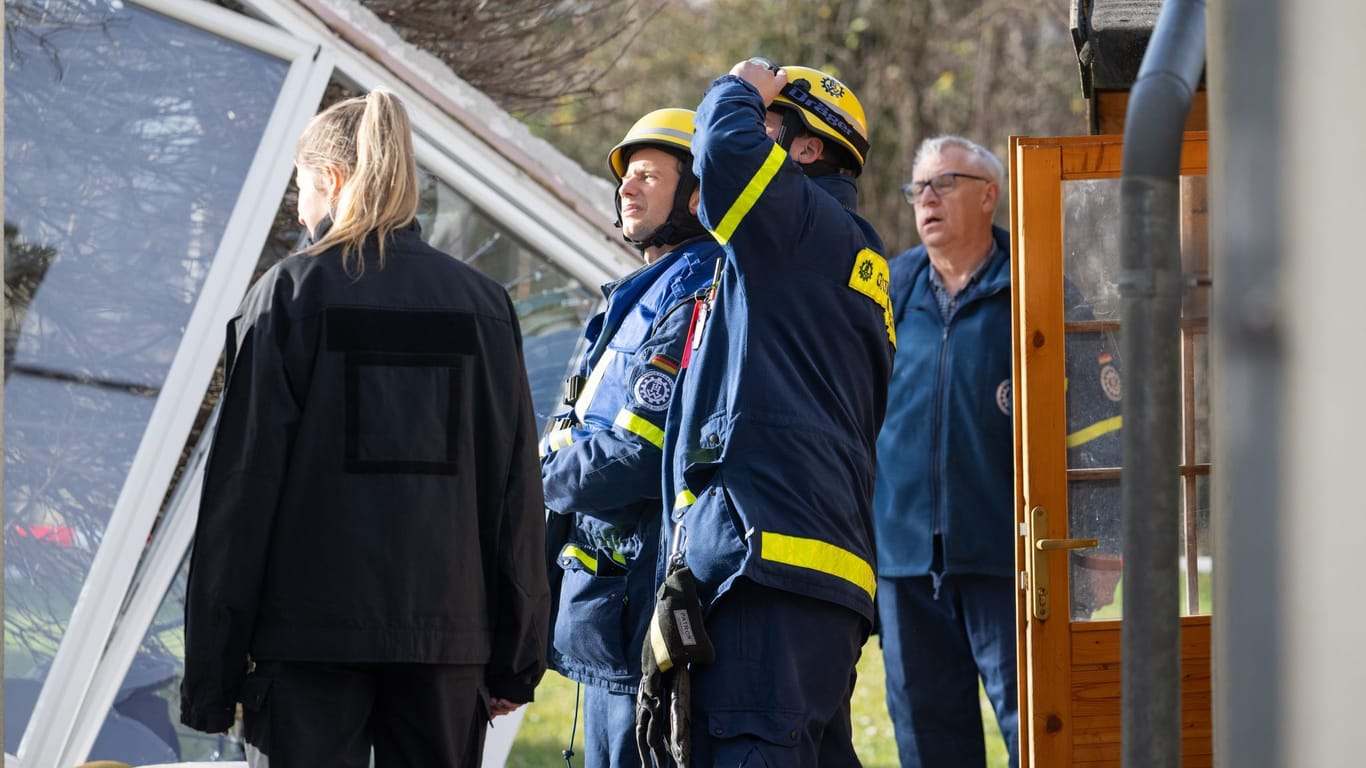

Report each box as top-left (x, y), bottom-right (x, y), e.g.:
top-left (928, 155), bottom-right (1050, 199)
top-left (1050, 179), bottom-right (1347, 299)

top-left (1100, 364), bottom-right (1122, 402)
top-left (996, 379), bottom-right (1012, 415)
top-left (632, 369), bottom-right (674, 412)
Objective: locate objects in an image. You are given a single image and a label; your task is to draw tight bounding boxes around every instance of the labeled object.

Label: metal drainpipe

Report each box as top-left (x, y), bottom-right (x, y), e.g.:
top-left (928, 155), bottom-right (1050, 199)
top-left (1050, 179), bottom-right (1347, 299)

top-left (1118, 1), bottom-right (1206, 766)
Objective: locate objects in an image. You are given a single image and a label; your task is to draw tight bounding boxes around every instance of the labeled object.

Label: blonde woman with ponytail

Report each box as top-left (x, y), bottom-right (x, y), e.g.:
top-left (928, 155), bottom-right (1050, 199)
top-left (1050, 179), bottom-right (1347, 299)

top-left (181, 90), bottom-right (550, 767)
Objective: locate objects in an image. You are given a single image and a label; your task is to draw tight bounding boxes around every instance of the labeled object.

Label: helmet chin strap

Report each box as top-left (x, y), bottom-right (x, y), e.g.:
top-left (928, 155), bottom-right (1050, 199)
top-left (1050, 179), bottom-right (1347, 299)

top-left (773, 106), bottom-right (805, 154)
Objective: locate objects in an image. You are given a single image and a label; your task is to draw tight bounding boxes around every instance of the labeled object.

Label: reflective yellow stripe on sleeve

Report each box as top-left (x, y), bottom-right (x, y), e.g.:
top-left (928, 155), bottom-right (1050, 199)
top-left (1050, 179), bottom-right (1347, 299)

top-left (1066, 415), bottom-right (1123, 448)
top-left (545, 428), bottom-right (575, 453)
top-left (710, 144), bottom-right (788, 246)
top-left (614, 409), bottom-right (665, 449)
top-left (759, 531), bottom-right (877, 600)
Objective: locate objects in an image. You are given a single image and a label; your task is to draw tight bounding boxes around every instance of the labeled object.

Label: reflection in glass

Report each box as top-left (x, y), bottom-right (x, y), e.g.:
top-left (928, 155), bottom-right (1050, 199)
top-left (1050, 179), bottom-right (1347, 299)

top-left (1191, 332), bottom-right (1211, 465)
top-left (1063, 178), bottom-right (1122, 320)
top-left (4, 0), bottom-right (287, 758)
top-left (114, 552), bottom-right (246, 762)
top-left (1060, 175), bottom-right (1214, 622)
top-left (1069, 478), bottom-right (1123, 621)
top-left (416, 169), bottom-right (598, 423)
top-left (1183, 473), bottom-right (1213, 615)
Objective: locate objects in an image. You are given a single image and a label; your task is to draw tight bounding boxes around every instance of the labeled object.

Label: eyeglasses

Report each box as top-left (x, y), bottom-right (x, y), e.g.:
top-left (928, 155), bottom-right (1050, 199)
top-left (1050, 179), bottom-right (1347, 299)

top-left (901, 172), bottom-right (991, 205)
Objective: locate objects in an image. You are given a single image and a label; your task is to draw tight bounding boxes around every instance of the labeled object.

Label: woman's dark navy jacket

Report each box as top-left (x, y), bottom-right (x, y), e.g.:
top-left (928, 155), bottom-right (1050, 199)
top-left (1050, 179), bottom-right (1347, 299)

top-left (181, 220), bottom-right (549, 733)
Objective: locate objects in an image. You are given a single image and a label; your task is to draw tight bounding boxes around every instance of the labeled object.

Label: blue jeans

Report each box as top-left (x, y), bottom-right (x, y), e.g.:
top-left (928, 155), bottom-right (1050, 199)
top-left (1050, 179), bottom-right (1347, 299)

top-left (877, 573), bottom-right (1019, 768)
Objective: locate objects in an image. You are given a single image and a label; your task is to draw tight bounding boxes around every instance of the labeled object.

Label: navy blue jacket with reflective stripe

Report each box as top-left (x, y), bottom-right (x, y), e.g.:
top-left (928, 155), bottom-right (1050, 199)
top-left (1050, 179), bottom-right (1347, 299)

top-left (663, 74), bottom-right (895, 622)
top-left (541, 236), bottom-right (722, 691)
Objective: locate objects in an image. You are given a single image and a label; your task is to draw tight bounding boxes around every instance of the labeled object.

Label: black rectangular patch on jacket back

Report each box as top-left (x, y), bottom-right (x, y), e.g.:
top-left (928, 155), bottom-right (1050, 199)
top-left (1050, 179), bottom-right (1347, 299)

top-left (326, 307), bottom-right (477, 355)
top-left (325, 307), bottom-right (478, 475)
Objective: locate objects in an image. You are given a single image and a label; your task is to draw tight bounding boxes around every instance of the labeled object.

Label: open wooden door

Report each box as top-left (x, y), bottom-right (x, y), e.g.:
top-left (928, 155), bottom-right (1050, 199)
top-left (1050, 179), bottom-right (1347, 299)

top-left (1010, 134), bottom-right (1213, 767)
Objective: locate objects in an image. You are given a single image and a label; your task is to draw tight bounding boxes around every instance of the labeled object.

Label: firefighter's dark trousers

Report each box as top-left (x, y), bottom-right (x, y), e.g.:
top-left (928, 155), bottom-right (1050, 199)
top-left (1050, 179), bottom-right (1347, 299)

top-left (686, 578), bottom-right (868, 767)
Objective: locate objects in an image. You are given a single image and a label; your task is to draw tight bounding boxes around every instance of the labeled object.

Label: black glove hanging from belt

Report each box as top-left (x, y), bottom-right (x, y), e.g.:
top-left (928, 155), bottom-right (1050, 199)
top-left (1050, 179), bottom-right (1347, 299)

top-left (636, 552), bottom-right (715, 767)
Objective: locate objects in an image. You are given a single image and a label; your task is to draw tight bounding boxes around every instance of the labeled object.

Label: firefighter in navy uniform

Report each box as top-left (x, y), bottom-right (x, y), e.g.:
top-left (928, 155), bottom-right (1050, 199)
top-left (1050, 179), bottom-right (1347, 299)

top-left (541, 108), bottom-right (724, 768)
top-left (644, 60), bottom-right (894, 767)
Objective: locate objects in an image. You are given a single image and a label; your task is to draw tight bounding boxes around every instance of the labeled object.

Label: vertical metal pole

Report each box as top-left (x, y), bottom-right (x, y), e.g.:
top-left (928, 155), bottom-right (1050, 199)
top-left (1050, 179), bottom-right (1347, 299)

top-left (1119, 2), bottom-right (1206, 766)
top-left (1208, 0), bottom-right (1283, 765)
top-left (1278, 1), bottom-right (1366, 766)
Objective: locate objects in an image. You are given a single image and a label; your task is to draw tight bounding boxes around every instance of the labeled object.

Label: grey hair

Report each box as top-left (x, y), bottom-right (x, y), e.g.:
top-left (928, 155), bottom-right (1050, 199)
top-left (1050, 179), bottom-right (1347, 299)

top-left (912, 135), bottom-right (1005, 186)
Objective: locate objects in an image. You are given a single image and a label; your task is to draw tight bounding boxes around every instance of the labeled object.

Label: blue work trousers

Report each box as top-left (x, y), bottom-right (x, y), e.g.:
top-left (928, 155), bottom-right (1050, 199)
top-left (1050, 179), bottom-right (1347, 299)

top-left (581, 684), bottom-right (642, 768)
top-left (877, 573), bottom-right (1019, 768)
top-left (687, 578), bottom-right (868, 767)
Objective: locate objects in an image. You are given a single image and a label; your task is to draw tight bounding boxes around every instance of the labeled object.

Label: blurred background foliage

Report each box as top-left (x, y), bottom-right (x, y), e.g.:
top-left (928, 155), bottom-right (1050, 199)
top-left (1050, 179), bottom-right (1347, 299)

top-left (381, 0), bottom-right (1088, 252)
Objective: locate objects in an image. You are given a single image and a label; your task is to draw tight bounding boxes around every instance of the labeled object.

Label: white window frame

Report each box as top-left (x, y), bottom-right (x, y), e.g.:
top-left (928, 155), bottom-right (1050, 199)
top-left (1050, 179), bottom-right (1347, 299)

top-left (242, 0), bottom-right (638, 289)
top-left (15, 1), bottom-right (335, 765)
top-left (21, 0), bottom-right (635, 764)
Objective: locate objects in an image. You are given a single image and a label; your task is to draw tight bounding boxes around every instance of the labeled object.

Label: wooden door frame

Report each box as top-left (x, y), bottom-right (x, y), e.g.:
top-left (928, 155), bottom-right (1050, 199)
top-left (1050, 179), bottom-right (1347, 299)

top-left (1011, 133), bottom-right (1210, 767)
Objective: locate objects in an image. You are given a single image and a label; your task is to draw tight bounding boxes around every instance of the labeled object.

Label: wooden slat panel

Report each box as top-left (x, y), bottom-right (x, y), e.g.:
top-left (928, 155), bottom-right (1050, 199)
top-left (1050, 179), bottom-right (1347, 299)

top-left (1076, 755), bottom-right (1212, 768)
top-left (1067, 625), bottom-right (1213, 766)
top-left (1076, 757), bottom-right (1212, 768)
top-left (1071, 617), bottom-right (1212, 666)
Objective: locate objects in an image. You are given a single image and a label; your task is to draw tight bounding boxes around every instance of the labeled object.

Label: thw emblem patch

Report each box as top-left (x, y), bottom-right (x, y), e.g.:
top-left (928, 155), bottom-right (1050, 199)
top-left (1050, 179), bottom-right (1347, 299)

top-left (848, 248), bottom-right (896, 346)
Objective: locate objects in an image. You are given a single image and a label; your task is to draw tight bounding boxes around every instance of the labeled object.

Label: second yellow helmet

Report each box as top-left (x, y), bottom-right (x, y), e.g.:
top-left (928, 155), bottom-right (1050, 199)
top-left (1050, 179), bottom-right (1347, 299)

top-left (772, 66), bottom-right (869, 175)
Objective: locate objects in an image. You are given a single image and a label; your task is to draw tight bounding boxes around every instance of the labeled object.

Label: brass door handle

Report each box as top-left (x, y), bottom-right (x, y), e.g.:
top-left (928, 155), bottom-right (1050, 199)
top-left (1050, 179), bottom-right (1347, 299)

top-left (1027, 506), bottom-right (1098, 620)
top-left (1036, 537), bottom-right (1099, 551)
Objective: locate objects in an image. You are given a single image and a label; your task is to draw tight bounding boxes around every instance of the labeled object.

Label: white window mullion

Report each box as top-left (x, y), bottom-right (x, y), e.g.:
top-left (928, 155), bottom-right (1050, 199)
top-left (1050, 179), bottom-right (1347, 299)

top-left (53, 35), bottom-right (336, 763)
top-left (16, 7), bottom-right (334, 767)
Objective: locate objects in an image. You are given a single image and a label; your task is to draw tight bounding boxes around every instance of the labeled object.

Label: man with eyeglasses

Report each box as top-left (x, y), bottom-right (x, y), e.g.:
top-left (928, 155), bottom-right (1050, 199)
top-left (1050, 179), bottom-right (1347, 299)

top-left (871, 135), bottom-right (1019, 767)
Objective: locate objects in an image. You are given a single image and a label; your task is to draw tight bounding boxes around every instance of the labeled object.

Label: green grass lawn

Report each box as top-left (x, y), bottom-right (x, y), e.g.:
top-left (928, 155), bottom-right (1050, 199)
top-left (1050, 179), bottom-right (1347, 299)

top-left (507, 641), bottom-right (1009, 768)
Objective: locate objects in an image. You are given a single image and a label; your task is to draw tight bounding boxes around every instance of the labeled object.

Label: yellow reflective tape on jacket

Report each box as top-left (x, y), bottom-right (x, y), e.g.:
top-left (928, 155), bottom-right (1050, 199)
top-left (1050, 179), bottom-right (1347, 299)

top-left (560, 544), bottom-right (599, 573)
top-left (574, 349), bottom-right (617, 422)
top-left (847, 248), bottom-right (895, 347)
top-left (674, 489), bottom-right (697, 510)
top-left (710, 144), bottom-right (787, 246)
top-left (544, 427), bottom-right (575, 454)
top-left (614, 409), bottom-right (665, 449)
top-left (559, 543), bottom-right (627, 574)
top-left (1066, 415), bottom-right (1123, 448)
top-left (759, 531), bottom-right (876, 600)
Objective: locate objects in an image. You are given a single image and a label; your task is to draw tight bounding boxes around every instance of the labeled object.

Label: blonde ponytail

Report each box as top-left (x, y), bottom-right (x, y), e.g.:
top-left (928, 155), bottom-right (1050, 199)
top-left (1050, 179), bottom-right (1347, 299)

top-left (294, 90), bottom-right (420, 275)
